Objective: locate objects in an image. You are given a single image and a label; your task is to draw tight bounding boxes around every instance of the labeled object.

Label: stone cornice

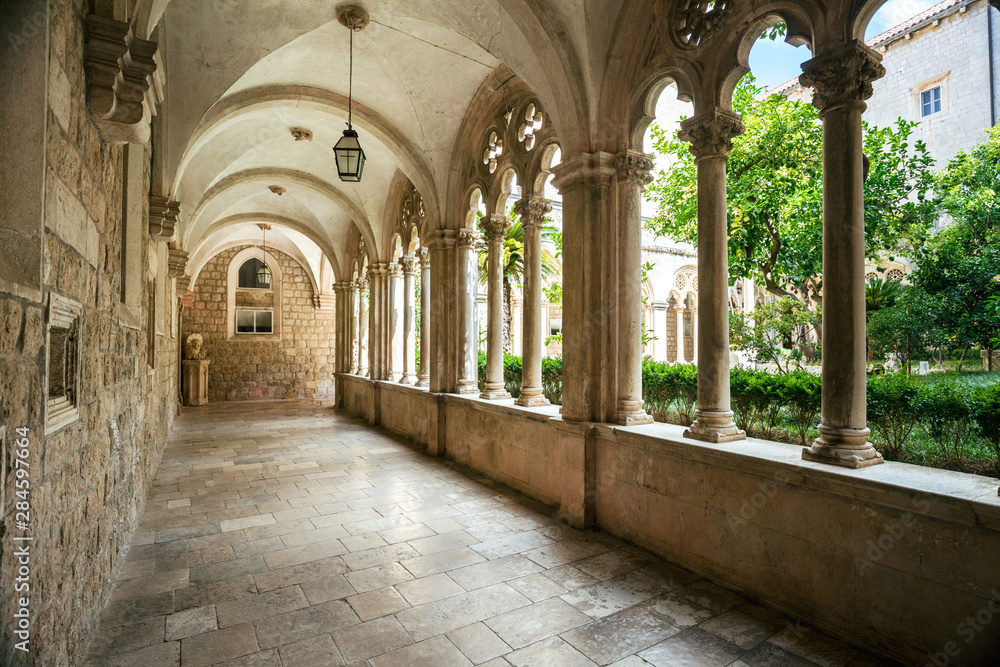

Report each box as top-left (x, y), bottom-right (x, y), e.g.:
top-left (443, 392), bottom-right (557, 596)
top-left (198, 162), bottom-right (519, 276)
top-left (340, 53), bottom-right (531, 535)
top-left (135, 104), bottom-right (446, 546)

top-left (678, 110), bottom-right (744, 160)
top-left (149, 196), bottom-right (180, 239)
top-left (550, 151), bottom-right (616, 193)
top-left (167, 247), bottom-right (188, 278)
top-left (800, 40), bottom-right (885, 113)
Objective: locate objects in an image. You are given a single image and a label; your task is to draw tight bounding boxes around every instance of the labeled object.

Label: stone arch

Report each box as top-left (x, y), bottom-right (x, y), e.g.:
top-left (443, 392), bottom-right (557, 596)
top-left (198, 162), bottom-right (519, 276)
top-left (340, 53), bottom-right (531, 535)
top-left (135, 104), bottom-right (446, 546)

top-left (492, 168), bottom-right (520, 217)
top-left (465, 186), bottom-right (486, 231)
top-left (628, 66), bottom-right (700, 150)
top-left (852, 0), bottom-right (896, 42)
top-left (530, 140), bottom-right (562, 196)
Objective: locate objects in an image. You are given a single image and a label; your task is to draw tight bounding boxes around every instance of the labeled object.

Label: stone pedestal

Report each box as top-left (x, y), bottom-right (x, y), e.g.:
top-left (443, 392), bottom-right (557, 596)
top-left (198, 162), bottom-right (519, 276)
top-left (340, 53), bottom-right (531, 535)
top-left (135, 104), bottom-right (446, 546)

top-left (182, 359), bottom-right (210, 406)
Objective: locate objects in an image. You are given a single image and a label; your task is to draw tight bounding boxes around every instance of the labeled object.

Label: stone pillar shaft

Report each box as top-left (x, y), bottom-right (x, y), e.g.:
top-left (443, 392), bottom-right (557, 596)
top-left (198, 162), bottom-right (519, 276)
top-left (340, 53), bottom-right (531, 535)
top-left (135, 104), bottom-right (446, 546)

top-left (481, 215), bottom-right (512, 399)
top-left (429, 232), bottom-right (457, 393)
top-left (401, 257), bottom-right (418, 384)
top-left (513, 199), bottom-right (552, 407)
top-left (358, 280), bottom-right (369, 377)
top-left (456, 229), bottom-right (480, 394)
top-left (348, 282), bottom-right (359, 374)
top-left (680, 110), bottom-right (745, 443)
top-left (417, 248), bottom-right (430, 387)
top-left (675, 307), bottom-right (684, 362)
top-left (800, 41), bottom-right (885, 468)
top-left (387, 263), bottom-right (404, 382)
top-left (615, 152), bottom-right (654, 425)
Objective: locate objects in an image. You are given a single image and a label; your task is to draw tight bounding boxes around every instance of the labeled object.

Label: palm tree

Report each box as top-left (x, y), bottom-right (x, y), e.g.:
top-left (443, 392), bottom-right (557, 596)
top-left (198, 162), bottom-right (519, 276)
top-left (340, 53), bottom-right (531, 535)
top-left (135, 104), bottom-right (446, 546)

top-left (477, 211), bottom-right (561, 352)
top-left (865, 276), bottom-right (903, 315)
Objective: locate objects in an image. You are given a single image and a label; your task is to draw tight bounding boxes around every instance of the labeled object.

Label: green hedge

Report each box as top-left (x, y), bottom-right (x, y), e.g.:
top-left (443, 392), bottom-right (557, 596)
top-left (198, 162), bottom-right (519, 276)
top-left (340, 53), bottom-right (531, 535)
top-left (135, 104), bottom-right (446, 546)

top-left (477, 353), bottom-right (999, 475)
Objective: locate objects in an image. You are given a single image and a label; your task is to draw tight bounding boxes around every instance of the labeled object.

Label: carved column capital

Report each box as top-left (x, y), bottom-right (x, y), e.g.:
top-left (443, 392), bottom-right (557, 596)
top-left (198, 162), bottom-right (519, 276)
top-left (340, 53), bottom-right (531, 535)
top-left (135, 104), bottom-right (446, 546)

top-left (456, 229), bottom-right (480, 248)
top-left (416, 246), bottom-right (430, 269)
top-left (678, 109), bottom-right (745, 160)
top-left (358, 276), bottom-right (370, 294)
top-left (401, 256), bottom-right (419, 276)
top-left (150, 196), bottom-right (180, 239)
top-left (800, 40), bottom-right (885, 113)
top-left (512, 198), bottom-right (552, 228)
top-left (550, 151), bottom-right (616, 194)
top-left (479, 214), bottom-right (512, 242)
top-left (387, 263), bottom-right (404, 278)
top-left (615, 151), bottom-right (655, 188)
top-left (167, 247), bottom-right (188, 278)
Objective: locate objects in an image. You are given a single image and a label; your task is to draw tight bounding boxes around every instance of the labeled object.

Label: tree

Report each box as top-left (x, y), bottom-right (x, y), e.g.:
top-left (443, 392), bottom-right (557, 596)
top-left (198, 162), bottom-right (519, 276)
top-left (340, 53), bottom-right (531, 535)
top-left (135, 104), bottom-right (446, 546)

top-left (477, 211), bottom-right (560, 352)
top-left (867, 286), bottom-right (946, 373)
top-left (865, 276), bottom-right (902, 314)
top-left (646, 75), bottom-right (937, 307)
top-left (730, 297), bottom-right (821, 374)
top-left (910, 127), bottom-right (1000, 370)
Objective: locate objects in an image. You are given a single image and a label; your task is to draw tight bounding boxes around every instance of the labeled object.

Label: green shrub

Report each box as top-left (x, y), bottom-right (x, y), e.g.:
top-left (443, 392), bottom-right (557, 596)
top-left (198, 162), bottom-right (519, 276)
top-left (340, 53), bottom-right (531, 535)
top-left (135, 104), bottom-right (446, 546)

top-left (913, 380), bottom-right (977, 466)
top-left (730, 367), bottom-right (783, 438)
top-left (867, 372), bottom-right (921, 459)
top-left (777, 370), bottom-right (822, 446)
top-left (973, 383), bottom-right (1000, 472)
top-left (642, 360), bottom-right (697, 425)
top-left (541, 357), bottom-right (562, 404)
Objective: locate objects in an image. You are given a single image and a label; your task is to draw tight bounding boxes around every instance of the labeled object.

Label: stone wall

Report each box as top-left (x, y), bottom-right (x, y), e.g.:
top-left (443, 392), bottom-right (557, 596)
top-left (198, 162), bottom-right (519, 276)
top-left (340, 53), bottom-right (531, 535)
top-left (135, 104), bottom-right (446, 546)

top-left (183, 246), bottom-right (335, 402)
top-left (0, 1), bottom-right (177, 663)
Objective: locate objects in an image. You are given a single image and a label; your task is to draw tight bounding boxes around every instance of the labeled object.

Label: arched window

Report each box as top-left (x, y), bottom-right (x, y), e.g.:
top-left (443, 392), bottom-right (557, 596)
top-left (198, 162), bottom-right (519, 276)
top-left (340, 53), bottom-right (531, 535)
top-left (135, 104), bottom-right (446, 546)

top-left (238, 257), bottom-right (269, 288)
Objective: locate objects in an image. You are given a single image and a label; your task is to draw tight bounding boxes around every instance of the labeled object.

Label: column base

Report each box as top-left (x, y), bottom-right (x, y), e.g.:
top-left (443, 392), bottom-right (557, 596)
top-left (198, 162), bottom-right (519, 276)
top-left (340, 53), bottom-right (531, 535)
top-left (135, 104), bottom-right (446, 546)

top-left (416, 374), bottom-right (429, 388)
top-left (515, 387), bottom-right (550, 407)
top-left (802, 425), bottom-right (882, 468)
top-left (616, 399), bottom-right (653, 426)
top-left (457, 380), bottom-right (478, 395)
top-left (684, 410), bottom-right (746, 443)
top-left (480, 383), bottom-right (511, 400)
top-left (399, 373), bottom-right (417, 385)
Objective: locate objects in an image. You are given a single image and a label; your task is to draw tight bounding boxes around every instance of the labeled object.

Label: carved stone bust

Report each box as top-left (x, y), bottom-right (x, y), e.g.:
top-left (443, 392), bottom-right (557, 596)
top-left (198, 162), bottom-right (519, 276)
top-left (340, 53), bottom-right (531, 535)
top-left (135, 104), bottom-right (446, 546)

top-left (183, 333), bottom-right (206, 360)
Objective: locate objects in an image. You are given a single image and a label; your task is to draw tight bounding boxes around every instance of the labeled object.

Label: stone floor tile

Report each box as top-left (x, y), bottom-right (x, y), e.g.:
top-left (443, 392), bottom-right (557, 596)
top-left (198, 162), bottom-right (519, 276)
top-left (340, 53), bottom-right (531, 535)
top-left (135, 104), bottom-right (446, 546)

top-left (88, 616), bottom-right (166, 657)
top-left (676, 580), bottom-right (746, 616)
top-left (174, 575), bottom-right (258, 611)
top-left (190, 554), bottom-right (267, 585)
top-left (542, 564), bottom-right (599, 591)
top-left (395, 572), bottom-right (466, 606)
top-left (216, 585), bottom-right (309, 628)
top-left (561, 604), bottom-right (681, 665)
top-left (639, 626), bottom-right (745, 667)
top-left (253, 555), bottom-right (349, 592)
top-left (471, 531), bottom-right (555, 560)
top-left (700, 607), bottom-right (782, 650)
top-left (648, 592), bottom-right (715, 628)
top-left (478, 659), bottom-right (514, 667)
top-left (368, 635), bottom-right (473, 667)
top-left (378, 522), bottom-right (436, 544)
top-left (100, 591), bottom-right (175, 627)
top-left (401, 546), bottom-right (487, 578)
top-left (506, 637), bottom-right (599, 667)
top-left (607, 657), bottom-right (650, 667)
top-left (280, 523), bottom-right (349, 547)
top-left (217, 648), bottom-right (282, 666)
top-left (448, 554), bottom-right (545, 591)
top-left (278, 633), bottom-right (346, 665)
top-left (409, 530), bottom-right (480, 555)
top-left (740, 641), bottom-right (821, 666)
top-left (446, 621), bottom-right (513, 664)
top-left (232, 536), bottom-right (286, 558)
top-left (342, 532), bottom-right (390, 552)
top-left (768, 622), bottom-right (859, 667)
top-left (574, 549), bottom-right (651, 582)
top-left (332, 615), bottom-right (415, 662)
top-left (341, 542), bottom-right (421, 571)
top-left (509, 572), bottom-right (569, 602)
top-left (262, 538), bottom-right (348, 569)
top-left (180, 622), bottom-right (260, 667)
top-left (396, 583), bottom-right (531, 641)
top-left (300, 574), bottom-right (357, 605)
top-left (561, 571), bottom-right (670, 619)
top-left (486, 595), bottom-right (592, 649)
top-left (165, 604), bottom-right (218, 640)
top-left (345, 561), bottom-right (414, 593)
top-left (522, 540), bottom-right (605, 569)
top-left (423, 517), bottom-right (466, 534)
top-left (254, 598), bottom-right (360, 649)
top-left (347, 586), bottom-right (410, 621)
top-left (118, 559), bottom-right (155, 581)
top-left (220, 514), bottom-right (276, 533)
top-left (84, 640), bottom-right (180, 667)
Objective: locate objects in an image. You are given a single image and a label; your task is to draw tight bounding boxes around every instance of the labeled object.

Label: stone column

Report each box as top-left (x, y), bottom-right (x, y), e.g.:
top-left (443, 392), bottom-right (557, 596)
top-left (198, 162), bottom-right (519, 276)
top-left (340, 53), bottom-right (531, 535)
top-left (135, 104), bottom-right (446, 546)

top-left (428, 231), bottom-right (457, 393)
top-left (348, 280), bottom-right (360, 374)
top-left (513, 198), bottom-right (552, 407)
top-left (400, 256), bottom-right (418, 384)
top-left (674, 305), bottom-right (684, 362)
top-left (387, 262), bottom-right (404, 382)
top-left (358, 277), bottom-right (369, 377)
top-left (455, 229), bottom-right (480, 394)
top-left (333, 281), bottom-right (349, 373)
top-left (368, 265), bottom-right (384, 380)
top-left (417, 247), bottom-right (431, 387)
top-left (679, 110), bottom-right (746, 443)
top-left (692, 308), bottom-right (699, 364)
top-left (480, 214), bottom-right (512, 399)
top-left (615, 151), bottom-right (655, 425)
top-left (800, 41), bottom-right (885, 468)
top-left (511, 293), bottom-right (523, 356)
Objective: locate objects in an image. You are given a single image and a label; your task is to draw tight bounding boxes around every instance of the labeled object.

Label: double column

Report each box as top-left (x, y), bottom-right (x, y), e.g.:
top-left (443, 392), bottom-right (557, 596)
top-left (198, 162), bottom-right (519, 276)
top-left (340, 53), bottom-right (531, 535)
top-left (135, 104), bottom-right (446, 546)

top-left (513, 198), bottom-right (552, 407)
top-left (334, 281), bottom-right (353, 374)
top-left (416, 247), bottom-right (430, 387)
top-left (348, 280), bottom-right (360, 374)
top-left (480, 214), bottom-right (512, 399)
top-left (387, 262), bottom-right (404, 381)
top-left (400, 256), bottom-right (418, 384)
top-left (615, 152), bottom-right (655, 425)
top-left (357, 276), bottom-right (369, 377)
top-left (679, 109), bottom-right (745, 443)
top-left (368, 264), bottom-right (386, 380)
top-left (800, 41), bottom-right (885, 468)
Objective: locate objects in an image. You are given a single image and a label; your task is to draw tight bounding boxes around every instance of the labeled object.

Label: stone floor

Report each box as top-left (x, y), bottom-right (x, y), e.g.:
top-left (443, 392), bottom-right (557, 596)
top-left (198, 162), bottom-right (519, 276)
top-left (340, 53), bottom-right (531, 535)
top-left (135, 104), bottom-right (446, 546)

top-left (85, 400), bottom-right (902, 667)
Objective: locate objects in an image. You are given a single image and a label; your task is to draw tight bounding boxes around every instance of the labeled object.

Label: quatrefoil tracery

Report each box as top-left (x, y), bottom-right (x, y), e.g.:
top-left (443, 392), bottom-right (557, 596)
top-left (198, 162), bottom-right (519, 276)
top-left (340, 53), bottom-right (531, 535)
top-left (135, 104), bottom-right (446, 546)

top-left (675, 0), bottom-right (731, 48)
top-left (483, 130), bottom-right (504, 174)
top-left (517, 103), bottom-right (544, 151)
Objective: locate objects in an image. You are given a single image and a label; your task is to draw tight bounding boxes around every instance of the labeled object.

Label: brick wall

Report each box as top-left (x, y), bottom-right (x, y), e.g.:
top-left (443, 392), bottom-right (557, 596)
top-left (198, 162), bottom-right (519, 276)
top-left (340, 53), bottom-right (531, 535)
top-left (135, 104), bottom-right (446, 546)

top-left (0, 1), bottom-right (177, 663)
top-left (183, 246), bottom-right (336, 402)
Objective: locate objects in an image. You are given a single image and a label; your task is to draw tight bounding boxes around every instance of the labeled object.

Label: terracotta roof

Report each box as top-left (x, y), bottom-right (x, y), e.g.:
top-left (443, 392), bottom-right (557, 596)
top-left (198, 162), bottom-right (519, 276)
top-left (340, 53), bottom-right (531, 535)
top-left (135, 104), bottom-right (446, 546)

top-left (758, 0), bottom-right (972, 99)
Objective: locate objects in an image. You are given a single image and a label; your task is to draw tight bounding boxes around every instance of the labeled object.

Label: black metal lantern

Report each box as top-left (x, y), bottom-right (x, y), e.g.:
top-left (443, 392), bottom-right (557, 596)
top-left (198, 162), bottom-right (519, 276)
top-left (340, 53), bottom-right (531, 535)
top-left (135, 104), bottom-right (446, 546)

top-left (256, 223), bottom-right (272, 287)
top-left (333, 7), bottom-right (368, 182)
top-left (334, 128), bottom-right (365, 182)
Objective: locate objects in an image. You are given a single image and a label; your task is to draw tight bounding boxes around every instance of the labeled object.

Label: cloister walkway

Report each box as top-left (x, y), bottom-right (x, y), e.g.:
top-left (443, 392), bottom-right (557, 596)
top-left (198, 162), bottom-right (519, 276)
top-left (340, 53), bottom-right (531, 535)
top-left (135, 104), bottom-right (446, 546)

top-left (84, 401), bottom-right (898, 667)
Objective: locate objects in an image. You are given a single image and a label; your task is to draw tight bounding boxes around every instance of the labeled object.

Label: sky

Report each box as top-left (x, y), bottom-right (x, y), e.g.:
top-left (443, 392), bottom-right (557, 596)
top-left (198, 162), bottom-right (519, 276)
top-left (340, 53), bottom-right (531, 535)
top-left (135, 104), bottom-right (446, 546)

top-left (748, 0), bottom-right (942, 91)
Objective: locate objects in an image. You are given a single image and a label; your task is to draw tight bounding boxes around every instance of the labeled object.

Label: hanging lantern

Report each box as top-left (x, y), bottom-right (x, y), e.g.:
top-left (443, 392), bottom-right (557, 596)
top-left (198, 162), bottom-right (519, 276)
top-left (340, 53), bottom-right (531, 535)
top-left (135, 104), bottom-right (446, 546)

top-left (333, 5), bottom-right (369, 182)
top-left (256, 223), bottom-right (272, 287)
